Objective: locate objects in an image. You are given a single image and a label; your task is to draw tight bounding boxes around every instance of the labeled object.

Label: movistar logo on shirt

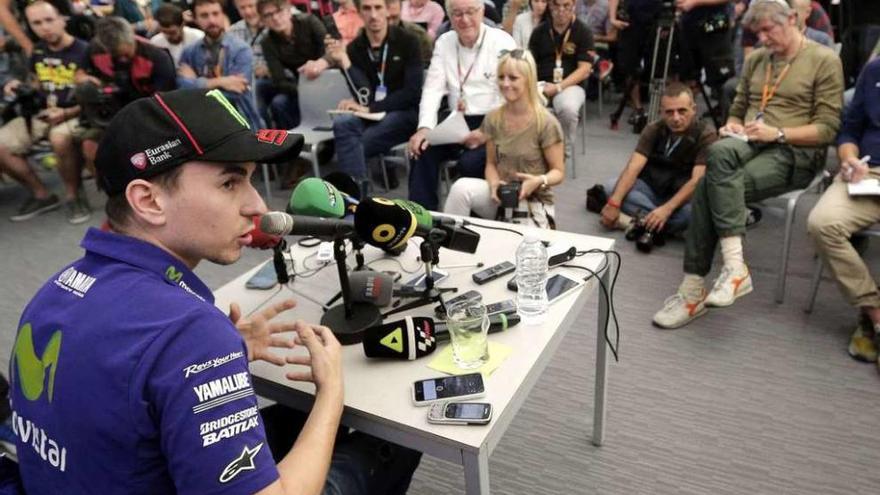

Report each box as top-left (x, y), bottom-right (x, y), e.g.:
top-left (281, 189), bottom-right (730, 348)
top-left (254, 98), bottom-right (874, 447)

top-left (165, 265), bottom-right (205, 302)
top-left (11, 322), bottom-right (69, 472)
top-left (13, 323), bottom-right (62, 403)
top-left (166, 265), bottom-right (183, 282)
top-left (54, 267), bottom-right (96, 298)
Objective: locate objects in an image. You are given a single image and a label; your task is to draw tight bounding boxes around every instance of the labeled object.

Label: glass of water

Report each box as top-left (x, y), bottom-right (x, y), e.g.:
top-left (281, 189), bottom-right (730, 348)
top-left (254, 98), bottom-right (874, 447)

top-left (446, 300), bottom-right (490, 369)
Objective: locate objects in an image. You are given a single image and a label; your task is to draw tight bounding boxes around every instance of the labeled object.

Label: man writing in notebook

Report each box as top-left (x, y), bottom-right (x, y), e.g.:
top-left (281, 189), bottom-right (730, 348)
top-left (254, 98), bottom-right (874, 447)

top-left (807, 55), bottom-right (880, 372)
top-left (652, 0), bottom-right (843, 329)
top-left (327, 0), bottom-right (423, 194)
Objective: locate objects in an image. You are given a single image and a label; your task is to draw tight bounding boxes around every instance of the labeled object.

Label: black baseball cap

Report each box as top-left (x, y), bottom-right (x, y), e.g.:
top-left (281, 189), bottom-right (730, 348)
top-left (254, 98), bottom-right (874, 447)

top-left (95, 88), bottom-right (304, 195)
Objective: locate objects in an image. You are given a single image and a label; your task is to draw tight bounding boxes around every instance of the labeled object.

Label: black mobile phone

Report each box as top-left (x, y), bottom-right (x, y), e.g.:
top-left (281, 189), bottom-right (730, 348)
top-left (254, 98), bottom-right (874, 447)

top-left (472, 261), bottom-right (515, 285)
top-left (322, 15), bottom-right (342, 40)
top-left (412, 372), bottom-right (485, 406)
top-left (485, 299), bottom-right (516, 315)
top-left (435, 290), bottom-right (482, 319)
top-left (427, 401), bottom-right (493, 425)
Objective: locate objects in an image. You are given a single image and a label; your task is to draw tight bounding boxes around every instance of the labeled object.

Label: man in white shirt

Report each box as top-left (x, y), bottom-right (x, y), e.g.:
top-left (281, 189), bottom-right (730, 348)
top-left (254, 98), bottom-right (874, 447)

top-left (150, 3), bottom-right (204, 67)
top-left (406, 0), bottom-right (516, 210)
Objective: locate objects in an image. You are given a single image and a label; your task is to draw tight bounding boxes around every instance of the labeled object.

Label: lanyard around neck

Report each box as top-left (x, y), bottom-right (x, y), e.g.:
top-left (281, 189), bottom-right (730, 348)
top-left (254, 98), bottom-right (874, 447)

top-left (551, 22), bottom-right (573, 66)
top-left (366, 39), bottom-right (389, 87)
top-left (456, 29), bottom-right (487, 95)
top-left (760, 36), bottom-right (804, 113)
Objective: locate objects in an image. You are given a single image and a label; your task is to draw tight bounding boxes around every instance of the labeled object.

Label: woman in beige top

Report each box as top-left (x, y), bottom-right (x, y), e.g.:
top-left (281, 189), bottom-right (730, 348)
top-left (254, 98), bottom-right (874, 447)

top-left (443, 49), bottom-right (565, 229)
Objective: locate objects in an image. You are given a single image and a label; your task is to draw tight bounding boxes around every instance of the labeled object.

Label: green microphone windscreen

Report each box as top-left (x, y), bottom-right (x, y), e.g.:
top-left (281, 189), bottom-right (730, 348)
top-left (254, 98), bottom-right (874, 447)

top-left (393, 199), bottom-right (433, 230)
top-left (289, 178), bottom-right (346, 217)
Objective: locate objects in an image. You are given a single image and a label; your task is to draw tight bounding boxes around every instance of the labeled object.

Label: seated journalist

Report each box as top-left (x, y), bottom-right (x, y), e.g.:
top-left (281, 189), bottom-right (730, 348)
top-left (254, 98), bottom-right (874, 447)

top-left (652, 0), bottom-right (843, 329)
top-left (596, 82), bottom-right (716, 241)
top-left (807, 57), bottom-right (880, 372)
top-left (443, 49), bottom-right (564, 229)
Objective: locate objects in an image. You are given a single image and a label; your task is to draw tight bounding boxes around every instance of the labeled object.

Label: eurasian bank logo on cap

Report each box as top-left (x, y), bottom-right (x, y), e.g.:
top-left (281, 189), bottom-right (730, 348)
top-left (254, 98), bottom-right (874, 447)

top-left (130, 152), bottom-right (147, 170)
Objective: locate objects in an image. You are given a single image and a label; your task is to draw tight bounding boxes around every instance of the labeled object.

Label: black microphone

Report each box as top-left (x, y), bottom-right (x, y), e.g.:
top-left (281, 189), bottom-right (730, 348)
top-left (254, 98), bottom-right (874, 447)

top-left (433, 312), bottom-right (521, 343)
top-left (361, 313), bottom-right (521, 360)
top-left (353, 197), bottom-right (430, 251)
top-left (362, 316), bottom-right (438, 360)
top-left (260, 211), bottom-right (355, 239)
top-left (348, 271), bottom-right (394, 307)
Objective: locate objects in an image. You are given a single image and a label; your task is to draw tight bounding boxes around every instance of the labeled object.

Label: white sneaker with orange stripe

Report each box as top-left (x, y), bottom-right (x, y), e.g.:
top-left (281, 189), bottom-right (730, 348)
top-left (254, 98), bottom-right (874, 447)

top-left (652, 290), bottom-right (708, 329)
top-left (705, 264), bottom-right (753, 307)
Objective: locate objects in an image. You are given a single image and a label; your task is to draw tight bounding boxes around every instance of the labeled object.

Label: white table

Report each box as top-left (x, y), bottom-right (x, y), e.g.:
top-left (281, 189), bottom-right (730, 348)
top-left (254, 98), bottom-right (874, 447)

top-left (213, 220), bottom-right (616, 494)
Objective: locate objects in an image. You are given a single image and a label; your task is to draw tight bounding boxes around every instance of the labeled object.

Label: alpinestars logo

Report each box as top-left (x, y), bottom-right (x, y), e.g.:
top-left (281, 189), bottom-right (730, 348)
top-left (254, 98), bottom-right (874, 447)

top-left (219, 443), bottom-right (263, 483)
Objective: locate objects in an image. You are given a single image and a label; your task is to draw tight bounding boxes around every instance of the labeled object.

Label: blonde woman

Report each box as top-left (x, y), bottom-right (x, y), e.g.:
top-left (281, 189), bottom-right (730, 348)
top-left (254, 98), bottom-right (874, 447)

top-left (443, 49), bottom-right (565, 229)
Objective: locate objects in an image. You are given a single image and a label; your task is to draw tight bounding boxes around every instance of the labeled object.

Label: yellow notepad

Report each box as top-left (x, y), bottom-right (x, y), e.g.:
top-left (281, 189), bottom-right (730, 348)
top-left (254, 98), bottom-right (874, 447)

top-left (427, 342), bottom-right (513, 376)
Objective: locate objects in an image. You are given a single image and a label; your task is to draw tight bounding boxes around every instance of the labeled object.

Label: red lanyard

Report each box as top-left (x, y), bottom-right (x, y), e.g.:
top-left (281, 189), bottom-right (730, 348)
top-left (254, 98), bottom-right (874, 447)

top-left (456, 30), bottom-right (487, 94)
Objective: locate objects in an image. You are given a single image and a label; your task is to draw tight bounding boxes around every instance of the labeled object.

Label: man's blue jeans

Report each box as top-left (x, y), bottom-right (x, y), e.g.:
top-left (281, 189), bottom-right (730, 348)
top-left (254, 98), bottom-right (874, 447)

top-left (408, 115), bottom-right (486, 211)
top-left (332, 109), bottom-right (418, 180)
top-left (603, 177), bottom-right (692, 233)
top-left (260, 87), bottom-right (300, 129)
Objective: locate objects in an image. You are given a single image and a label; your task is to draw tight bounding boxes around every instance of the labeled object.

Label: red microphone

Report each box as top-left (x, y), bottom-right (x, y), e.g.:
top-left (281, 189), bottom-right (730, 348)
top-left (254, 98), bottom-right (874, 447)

top-left (248, 215), bottom-right (283, 249)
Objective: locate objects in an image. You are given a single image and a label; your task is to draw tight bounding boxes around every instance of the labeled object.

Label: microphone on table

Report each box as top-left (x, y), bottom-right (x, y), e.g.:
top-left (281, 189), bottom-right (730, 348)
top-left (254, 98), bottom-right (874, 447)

top-left (363, 316), bottom-right (438, 360)
top-left (348, 271), bottom-right (394, 307)
top-left (289, 177), bottom-right (359, 218)
top-left (322, 172), bottom-right (362, 201)
top-left (260, 211), bottom-right (355, 239)
top-left (244, 216), bottom-right (291, 284)
top-left (362, 313), bottom-right (520, 360)
top-left (433, 313), bottom-right (520, 343)
top-left (353, 197), bottom-right (426, 251)
top-left (247, 215), bottom-right (283, 249)
top-left (353, 197), bottom-right (481, 253)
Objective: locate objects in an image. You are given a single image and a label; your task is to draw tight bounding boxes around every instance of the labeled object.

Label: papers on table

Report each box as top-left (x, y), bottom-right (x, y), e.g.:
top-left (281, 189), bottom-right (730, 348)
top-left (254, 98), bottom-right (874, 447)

top-left (847, 178), bottom-right (880, 196)
top-left (426, 111), bottom-right (470, 146)
top-left (427, 341), bottom-right (513, 376)
top-left (327, 109), bottom-right (386, 122)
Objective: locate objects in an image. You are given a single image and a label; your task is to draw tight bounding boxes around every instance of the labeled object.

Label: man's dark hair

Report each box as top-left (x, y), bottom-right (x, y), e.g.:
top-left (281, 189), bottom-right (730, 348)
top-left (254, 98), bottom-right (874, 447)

top-left (193, 0), bottom-right (227, 13)
top-left (24, 0), bottom-right (62, 19)
top-left (93, 16), bottom-right (135, 54)
top-left (662, 81), bottom-right (694, 101)
top-left (353, 0), bottom-right (389, 10)
top-left (104, 167), bottom-right (184, 229)
top-left (256, 0), bottom-right (286, 14)
top-left (155, 3), bottom-right (185, 28)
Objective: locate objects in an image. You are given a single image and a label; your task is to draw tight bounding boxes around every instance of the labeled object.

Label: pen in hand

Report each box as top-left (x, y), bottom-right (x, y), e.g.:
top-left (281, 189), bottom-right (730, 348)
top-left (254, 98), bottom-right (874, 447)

top-left (843, 155), bottom-right (871, 182)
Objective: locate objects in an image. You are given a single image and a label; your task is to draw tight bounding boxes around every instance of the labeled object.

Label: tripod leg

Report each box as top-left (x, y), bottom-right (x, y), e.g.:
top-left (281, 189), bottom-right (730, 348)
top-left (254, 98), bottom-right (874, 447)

top-left (698, 81), bottom-right (721, 130)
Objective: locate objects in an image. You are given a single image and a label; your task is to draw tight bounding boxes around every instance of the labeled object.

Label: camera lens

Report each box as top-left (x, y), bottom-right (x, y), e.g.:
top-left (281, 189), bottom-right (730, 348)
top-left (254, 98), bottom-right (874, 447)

top-left (636, 231), bottom-right (654, 253)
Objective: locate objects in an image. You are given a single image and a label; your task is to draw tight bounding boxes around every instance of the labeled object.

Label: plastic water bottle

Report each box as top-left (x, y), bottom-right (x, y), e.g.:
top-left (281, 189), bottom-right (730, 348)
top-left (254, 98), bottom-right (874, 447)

top-left (515, 234), bottom-right (549, 325)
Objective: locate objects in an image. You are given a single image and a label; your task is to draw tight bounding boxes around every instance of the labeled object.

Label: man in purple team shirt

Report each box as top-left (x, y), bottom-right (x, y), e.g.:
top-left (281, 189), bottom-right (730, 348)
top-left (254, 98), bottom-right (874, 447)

top-left (7, 88), bottom-right (420, 494)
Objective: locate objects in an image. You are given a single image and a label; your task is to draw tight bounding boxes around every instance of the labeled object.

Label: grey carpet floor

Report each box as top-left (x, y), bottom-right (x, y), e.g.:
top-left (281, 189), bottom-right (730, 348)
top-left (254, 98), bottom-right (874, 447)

top-left (1, 101), bottom-right (879, 494)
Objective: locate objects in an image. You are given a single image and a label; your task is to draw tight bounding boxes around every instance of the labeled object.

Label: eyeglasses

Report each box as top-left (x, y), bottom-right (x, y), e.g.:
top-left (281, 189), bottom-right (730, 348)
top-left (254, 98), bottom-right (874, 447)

top-left (450, 7), bottom-right (482, 19)
top-left (260, 8), bottom-right (286, 20)
top-left (499, 48), bottom-right (526, 60)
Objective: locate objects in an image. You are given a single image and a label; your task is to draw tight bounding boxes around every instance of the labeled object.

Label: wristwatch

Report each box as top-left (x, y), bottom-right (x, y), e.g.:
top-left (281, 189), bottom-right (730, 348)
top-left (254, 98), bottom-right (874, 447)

top-left (540, 174), bottom-right (548, 188)
top-left (776, 127), bottom-right (787, 144)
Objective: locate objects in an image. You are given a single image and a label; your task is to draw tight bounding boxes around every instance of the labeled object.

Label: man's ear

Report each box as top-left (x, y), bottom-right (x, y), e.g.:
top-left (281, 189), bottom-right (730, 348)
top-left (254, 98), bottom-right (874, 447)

top-left (125, 179), bottom-right (168, 227)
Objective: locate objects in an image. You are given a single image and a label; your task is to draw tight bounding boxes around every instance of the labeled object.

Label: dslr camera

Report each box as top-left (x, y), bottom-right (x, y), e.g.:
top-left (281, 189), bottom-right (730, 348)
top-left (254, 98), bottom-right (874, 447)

top-left (625, 213), bottom-right (666, 253)
top-left (75, 81), bottom-right (123, 130)
top-left (3, 84), bottom-right (43, 123)
top-left (497, 182), bottom-right (521, 209)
